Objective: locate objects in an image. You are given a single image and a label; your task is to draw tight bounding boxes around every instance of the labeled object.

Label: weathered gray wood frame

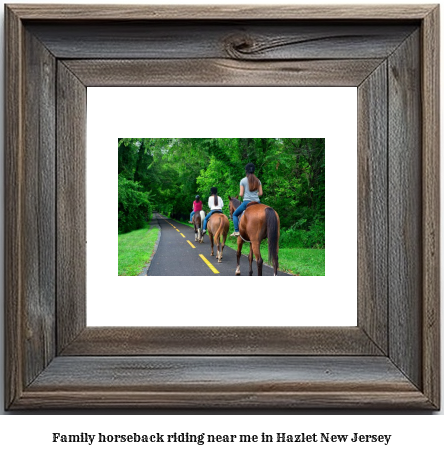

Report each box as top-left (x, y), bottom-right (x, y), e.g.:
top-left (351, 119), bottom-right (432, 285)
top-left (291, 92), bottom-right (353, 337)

top-left (5, 5), bottom-right (440, 409)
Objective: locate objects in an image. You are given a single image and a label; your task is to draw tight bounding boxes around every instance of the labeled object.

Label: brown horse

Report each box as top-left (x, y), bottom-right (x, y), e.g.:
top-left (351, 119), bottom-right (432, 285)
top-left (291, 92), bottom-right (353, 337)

top-left (206, 212), bottom-right (229, 263)
top-left (192, 210), bottom-right (205, 243)
top-left (228, 197), bottom-right (280, 276)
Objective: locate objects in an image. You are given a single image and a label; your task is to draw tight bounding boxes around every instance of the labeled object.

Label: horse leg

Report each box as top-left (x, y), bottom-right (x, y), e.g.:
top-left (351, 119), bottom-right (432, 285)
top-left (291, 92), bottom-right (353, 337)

top-left (217, 239), bottom-right (222, 261)
top-left (235, 236), bottom-right (244, 275)
top-left (252, 241), bottom-right (263, 276)
top-left (215, 234), bottom-right (221, 262)
top-left (248, 244), bottom-right (254, 276)
top-left (220, 231), bottom-right (227, 261)
top-left (193, 221), bottom-right (198, 241)
top-left (209, 233), bottom-right (214, 256)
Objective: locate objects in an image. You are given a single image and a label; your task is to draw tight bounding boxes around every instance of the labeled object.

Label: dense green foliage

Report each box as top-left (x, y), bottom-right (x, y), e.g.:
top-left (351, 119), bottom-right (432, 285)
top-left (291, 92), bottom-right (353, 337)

top-left (118, 138), bottom-right (324, 248)
top-left (118, 175), bottom-right (152, 233)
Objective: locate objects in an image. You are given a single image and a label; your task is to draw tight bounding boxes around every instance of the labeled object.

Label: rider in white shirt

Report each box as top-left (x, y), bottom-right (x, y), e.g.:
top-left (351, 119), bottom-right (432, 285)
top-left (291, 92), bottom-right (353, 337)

top-left (201, 187), bottom-right (223, 234)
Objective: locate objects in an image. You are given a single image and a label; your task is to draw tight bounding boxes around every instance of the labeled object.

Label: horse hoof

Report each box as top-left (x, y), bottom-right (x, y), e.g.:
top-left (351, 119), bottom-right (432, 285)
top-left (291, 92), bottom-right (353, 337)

top-left (235, 271), bottom-right (241, 276)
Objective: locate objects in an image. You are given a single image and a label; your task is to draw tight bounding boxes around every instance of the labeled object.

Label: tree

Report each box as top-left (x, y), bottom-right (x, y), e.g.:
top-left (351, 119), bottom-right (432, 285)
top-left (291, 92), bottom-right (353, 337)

top-left (117, 138), bottom-right (325, 247)
top-left (118, 176), bottom-right (152, 233)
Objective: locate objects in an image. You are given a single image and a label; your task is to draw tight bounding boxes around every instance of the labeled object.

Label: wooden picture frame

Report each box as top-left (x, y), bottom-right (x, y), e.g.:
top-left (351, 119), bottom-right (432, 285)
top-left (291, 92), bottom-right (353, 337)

top-left (5, 4), bottom-right (440, 409)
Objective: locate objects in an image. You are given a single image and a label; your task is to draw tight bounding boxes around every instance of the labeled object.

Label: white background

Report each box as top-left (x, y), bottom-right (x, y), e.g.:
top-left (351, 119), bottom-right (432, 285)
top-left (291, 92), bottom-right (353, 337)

top-left (87, 87), bottom-right (357, 326)
top-left (0, 0), bottom-right (442, 453)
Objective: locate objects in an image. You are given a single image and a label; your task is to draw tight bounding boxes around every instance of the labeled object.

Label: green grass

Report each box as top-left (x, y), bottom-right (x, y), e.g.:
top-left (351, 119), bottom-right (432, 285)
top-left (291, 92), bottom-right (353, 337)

top-left (262, 245), bottom-right (325, 276)
top-left (172, 215), bottom-right (325, 276)
top-left (118, 224), bottom-right (160, 276)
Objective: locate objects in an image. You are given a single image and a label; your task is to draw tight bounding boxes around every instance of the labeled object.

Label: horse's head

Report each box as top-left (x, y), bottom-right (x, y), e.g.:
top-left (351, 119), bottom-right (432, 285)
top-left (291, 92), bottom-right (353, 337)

top-left (228, 196), bottom-right (240, 220)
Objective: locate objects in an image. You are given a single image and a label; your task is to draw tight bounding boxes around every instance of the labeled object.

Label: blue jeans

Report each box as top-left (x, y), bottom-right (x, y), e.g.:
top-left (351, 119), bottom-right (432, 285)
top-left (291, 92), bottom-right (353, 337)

top-left (190, 210), bottom-right (195, 222)
top-left (232, 201), bottom-right (254, 231)
top-left (203, 210), bottom-right (221, 230)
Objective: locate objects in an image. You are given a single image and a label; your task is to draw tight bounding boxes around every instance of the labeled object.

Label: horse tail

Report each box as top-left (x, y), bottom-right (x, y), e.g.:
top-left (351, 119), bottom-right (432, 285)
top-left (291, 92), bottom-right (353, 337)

top-left (265, 207), bottom-right (279, 275)
top-left (215, 214), bottom-right (226, 241)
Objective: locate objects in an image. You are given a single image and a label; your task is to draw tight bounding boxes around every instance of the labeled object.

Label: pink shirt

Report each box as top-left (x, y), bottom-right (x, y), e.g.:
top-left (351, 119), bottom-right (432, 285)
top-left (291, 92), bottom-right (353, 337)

top-left (193, 200), bottom-right (203, 212)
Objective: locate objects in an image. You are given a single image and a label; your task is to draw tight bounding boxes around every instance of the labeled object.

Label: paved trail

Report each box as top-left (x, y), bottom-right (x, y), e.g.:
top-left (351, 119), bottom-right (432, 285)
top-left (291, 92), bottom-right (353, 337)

top-left (147, 213), bottom-right (289, 276)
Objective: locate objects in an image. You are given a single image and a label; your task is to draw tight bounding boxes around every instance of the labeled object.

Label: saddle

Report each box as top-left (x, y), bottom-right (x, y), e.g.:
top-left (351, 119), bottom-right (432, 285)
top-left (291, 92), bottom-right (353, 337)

top-left (209, 209), bottom-right (222, 219)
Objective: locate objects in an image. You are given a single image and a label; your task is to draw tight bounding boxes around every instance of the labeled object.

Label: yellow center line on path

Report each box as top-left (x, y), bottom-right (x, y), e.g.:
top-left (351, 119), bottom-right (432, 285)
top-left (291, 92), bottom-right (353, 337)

top-left (199, 254), bottom-right (220, 274)
top-left (180, 233), bottom-right (185, 238)
top-left (187, 240), bottom-right (196, 249)
top-left (176, 229), bottom-right (180, 232)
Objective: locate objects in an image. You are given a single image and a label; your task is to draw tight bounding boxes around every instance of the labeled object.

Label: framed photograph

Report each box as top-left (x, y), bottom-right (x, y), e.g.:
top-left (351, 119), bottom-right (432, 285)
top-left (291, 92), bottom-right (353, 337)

top-left (5, 4), bottom-right (440, 409)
